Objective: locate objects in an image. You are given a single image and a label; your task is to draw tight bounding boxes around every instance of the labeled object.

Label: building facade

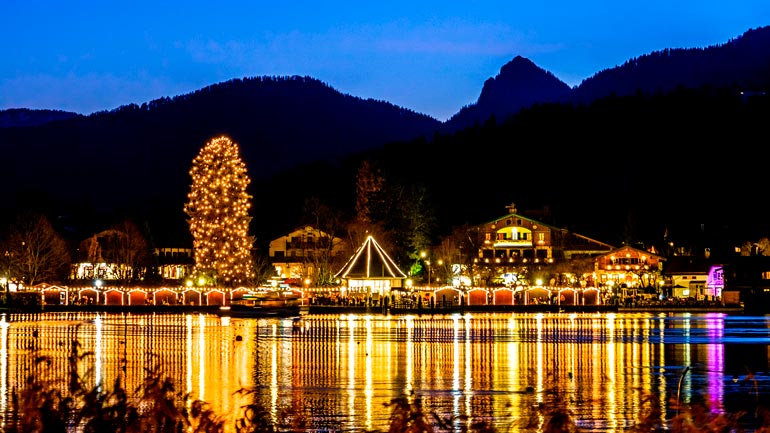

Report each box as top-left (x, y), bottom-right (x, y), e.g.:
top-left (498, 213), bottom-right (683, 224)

top-left (661, 255), bottom-right (723, 300)
top-left (594, 245), bottom-right (665, 298)
top-left (269, 225), bottom-right (347, 283)
top-left (470, 203), bottom-right (616, 286)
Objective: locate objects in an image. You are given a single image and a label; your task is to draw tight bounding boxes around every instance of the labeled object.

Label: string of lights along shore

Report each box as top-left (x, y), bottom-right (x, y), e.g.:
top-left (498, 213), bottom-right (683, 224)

top-left (184, 135), bottom-right (255, 287)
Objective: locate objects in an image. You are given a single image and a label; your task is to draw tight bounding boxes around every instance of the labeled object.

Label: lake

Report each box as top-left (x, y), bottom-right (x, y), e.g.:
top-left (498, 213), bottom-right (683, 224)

top-left (1, 311), bottom-right (769, 432)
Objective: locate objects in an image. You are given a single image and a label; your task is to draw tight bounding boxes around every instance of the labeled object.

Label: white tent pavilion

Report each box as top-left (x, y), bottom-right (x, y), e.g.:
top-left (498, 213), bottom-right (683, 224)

top-left (334, 235), bottom-right (406, 300)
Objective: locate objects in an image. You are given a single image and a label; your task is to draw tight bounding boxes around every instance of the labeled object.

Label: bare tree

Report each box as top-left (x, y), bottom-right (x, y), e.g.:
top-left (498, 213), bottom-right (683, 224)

top-left (302, 197), bottom-right (349, 286)
top-left (436, 224), bottom-right (482, 287)
top-left (98, 219), bottom-right (151, 283)
top-left (741, 238), bottom-right (770, 256)
top-left (2, 212), bottom-right (71, 286)
top-left (550, 256), bottom-right (596, 286)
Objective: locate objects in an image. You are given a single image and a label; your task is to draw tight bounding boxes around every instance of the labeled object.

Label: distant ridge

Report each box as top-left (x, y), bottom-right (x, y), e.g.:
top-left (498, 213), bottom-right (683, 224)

top-left (443, 56), bottom-right (572, 131)
top-left (442, 26), bottom-right (770, 131)
top-left (0, 108), bottom-right (80, 128)
top-left (0, 75), bottom-right (441, 220)
top-left (1, 26), bottom-right (770, 251)
top-left (571, 25), bottom-right (770, 104)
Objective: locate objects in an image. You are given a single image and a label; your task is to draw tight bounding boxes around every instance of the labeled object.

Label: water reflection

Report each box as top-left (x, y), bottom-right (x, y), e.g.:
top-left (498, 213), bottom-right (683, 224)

top-left (1, 311), bottom-right (769, 432)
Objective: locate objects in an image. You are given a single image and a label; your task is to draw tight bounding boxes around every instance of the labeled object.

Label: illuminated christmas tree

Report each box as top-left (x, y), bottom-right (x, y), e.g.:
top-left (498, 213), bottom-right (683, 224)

top-left (184, 135), bottom-right (255, 287)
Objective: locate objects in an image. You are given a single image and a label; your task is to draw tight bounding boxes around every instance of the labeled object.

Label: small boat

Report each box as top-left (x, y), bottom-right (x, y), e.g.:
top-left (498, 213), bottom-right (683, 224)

top-left (219, 290), bottom-right (308, 317)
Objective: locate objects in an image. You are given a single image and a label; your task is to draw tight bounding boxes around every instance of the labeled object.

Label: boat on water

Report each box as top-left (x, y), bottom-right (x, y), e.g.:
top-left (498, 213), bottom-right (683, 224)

top-left (219, 289), bottom-right (308, 317)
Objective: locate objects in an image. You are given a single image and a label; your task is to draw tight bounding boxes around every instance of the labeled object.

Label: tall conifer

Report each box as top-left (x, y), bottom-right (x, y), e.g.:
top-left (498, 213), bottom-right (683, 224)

top-left (184, 136), bottom-right (254, 286)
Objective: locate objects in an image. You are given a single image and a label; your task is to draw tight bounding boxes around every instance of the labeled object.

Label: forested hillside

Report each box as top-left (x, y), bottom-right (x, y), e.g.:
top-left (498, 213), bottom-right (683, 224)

top-left (317, 85), bottom-right (770, 259)
top-left (1, 27), bottom-right (770, 258)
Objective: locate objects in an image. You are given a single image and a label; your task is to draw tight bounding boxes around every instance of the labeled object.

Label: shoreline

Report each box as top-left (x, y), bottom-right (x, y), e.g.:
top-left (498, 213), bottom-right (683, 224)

top-left (1, 303), bottom-right (747, 316)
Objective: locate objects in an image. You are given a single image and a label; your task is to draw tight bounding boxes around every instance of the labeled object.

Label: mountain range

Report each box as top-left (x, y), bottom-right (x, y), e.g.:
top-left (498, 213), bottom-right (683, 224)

top-left (1, 25), bottom-right (769, 255)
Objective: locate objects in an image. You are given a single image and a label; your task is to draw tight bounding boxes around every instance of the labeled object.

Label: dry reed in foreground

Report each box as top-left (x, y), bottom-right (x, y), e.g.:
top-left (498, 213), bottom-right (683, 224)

top-left (7, 335), bottom-right (770, 432)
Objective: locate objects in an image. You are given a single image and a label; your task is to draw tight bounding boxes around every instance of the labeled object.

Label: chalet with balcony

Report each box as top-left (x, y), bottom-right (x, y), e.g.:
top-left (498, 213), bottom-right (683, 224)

top-left (471, 203), bottom-right (615, 284)
top-left (594, 246), bottom-right (665, 296)
top-left (269, 225), bottom-right (347, 281)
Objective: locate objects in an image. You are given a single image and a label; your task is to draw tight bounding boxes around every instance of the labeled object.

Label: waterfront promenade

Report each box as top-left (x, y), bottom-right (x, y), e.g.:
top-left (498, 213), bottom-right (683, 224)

top-left (22, 301), bottom-right (744, 316)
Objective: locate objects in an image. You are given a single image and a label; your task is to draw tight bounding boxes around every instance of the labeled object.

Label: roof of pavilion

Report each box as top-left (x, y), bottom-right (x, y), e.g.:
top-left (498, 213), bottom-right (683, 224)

top-left (334, 235), bottom-right (407, 279)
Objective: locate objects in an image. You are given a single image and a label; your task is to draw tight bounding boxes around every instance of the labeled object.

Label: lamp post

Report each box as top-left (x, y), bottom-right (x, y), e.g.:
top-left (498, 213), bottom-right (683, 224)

top-left (94, 279), bottom-right (103, 305)
top-left (0, 277), bottom-right (7, 306)
top-left (437, 259), bottom-right (443, 285)
top-left (420, 251), bottom-right (431, 287)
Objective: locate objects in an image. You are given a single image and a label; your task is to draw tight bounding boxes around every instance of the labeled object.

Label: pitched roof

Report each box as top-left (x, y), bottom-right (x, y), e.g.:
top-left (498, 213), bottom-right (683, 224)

top-left (596, 245), bottom-right (664, 261)
top-left (482, 208), bottom-right (615, 251)
top-left (483, 212), bottom-right (559, 231)
top-left (663, 256), bottom-right (720, 275)
top-left (334, 235), bottom-right (406, 279)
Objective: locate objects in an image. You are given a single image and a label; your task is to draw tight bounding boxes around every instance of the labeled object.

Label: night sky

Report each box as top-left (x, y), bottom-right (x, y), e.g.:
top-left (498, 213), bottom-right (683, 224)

top-left (2, 1), bottom-right (767, 121)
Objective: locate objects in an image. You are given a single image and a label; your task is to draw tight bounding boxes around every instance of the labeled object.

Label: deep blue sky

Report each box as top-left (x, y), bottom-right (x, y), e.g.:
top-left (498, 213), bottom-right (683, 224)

top-left (2, 1), bottom-right (768, 121)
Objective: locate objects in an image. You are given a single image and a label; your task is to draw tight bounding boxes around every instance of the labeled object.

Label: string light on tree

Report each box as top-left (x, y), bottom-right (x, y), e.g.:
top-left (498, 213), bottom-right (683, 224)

top-left (184, 135), bottom-right (255, 287)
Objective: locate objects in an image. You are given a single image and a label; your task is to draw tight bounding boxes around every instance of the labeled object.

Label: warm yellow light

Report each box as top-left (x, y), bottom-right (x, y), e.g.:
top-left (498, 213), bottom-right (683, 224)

top-left (184, 136), bottom-right (254, 287)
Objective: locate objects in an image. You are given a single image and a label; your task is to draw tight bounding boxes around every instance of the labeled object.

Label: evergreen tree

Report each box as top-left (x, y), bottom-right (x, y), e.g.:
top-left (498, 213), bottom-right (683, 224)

top-left (354, 159), bottom-right (384, 225)
top-left (184, 136), bottom-right (254, 287)
top-left (348, 159), bottom-right (389, 249)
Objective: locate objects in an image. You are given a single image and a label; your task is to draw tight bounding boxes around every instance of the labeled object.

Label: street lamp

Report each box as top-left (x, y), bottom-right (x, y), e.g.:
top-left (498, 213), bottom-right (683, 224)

top-left (437, 259), bottom-right (443, 285)
top-left (420, 251), bottom-right (433, 286)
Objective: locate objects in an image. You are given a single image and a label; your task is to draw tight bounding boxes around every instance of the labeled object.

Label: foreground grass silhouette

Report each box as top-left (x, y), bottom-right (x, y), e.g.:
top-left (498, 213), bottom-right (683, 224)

top-left (8, 335), bottom-right (770, 432)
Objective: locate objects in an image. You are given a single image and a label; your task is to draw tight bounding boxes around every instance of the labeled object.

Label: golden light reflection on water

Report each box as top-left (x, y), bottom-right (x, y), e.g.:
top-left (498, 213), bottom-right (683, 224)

top-left (0, 318), bottom-right (8, 417)
top-left (0, 311), bottom-right (762, 432)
